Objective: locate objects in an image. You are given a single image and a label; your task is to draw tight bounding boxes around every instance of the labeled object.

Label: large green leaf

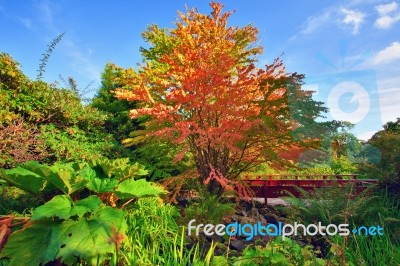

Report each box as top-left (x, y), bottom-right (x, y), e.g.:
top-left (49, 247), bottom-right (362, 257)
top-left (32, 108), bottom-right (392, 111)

top-left (89, 158), bottom-right (148, 180)
top-left (47, 163), bottom-right (89, 195)
top-left (56, 206), bottom-right (127, 265)
top-left (114, 178), bottom-right (165, 199)
top-left (18, 161), bottom-right (54, 178)
top-left (2, 162), bottom-right (47, 194)
top-left (84, 175), bottom-right (119, 193)
top-left (1, 206), bottom-right (127, 265)
top-left (73, 195), bottom-right (102, 216)
top-left (32, 195), bottom-right (73, 220)
top-left (32, 195), bottom-right (102, 220)
top-left (0, 220), bottom-right (59, 266)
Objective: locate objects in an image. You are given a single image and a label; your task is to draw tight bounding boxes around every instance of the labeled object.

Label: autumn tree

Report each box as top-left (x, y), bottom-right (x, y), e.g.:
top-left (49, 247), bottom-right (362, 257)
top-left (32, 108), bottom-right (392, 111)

top-left (113, 3), bottom-right (330, 194)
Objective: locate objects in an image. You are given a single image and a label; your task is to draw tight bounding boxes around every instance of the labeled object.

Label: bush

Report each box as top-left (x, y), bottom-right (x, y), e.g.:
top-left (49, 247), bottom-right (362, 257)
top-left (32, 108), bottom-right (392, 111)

top-left (229, 237), bottom-right (328, 266)
top-left (283, 186), bottom-right (400, 265)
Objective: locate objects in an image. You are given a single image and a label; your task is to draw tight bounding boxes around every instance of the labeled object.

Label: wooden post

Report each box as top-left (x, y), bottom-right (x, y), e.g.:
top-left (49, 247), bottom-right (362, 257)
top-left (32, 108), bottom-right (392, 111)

top-left (264, 180), bottom-right (268, 206)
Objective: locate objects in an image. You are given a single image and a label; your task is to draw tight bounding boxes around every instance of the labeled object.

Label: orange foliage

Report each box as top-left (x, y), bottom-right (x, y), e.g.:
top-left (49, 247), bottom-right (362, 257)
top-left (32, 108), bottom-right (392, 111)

top-left (114, 3), bottom-right (322, 194)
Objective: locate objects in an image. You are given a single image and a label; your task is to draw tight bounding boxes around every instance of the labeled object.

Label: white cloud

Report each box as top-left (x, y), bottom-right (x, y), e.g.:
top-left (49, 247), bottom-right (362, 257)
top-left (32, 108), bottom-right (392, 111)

top-left (300, 11), bottom-right (332, 34)
top-left (375, 13), bottom-right (400, 29)
top-left (340, 8), bottom-right (366, 34)
top-left (372, 42), bottom-right (400, 65)
top-left (61, 40), bottom-right (101, 82)
top-left (376, 2), bottom-right (398, 15)
top-left (374, 2), bottom-right (400, 29)
top-left (289, 9), bottom-right (332, 41)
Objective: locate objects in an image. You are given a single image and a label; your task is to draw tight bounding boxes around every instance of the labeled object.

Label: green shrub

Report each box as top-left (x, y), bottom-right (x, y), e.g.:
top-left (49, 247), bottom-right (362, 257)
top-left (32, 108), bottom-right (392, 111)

top-left (181, 190), bottom-right (236, 225)
top-left (229, 237), bottom-right (328, 266)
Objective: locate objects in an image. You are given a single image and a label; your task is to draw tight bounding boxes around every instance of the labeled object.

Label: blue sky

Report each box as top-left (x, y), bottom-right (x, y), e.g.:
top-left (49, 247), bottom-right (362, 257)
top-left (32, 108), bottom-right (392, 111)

top-left (0, 0), bottom-right (399, 140)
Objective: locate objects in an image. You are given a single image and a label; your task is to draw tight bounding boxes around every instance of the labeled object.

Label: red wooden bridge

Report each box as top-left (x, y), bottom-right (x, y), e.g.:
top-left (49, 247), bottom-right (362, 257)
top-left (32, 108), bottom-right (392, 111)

top-left (243, 174), bottom-right (378, 204)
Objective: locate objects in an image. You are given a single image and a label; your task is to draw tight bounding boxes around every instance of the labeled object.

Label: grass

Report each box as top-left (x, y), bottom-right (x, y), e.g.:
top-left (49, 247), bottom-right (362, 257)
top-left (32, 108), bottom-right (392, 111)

top-left (283, 185), bottom-right (400, 265)
top-left (120, 197), bottom-right (217, 265)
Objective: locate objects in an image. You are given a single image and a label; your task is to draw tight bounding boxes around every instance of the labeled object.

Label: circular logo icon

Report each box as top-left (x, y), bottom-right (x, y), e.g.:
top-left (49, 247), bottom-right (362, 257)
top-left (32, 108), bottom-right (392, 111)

top-left (327, 81), bottom-right (370, 123)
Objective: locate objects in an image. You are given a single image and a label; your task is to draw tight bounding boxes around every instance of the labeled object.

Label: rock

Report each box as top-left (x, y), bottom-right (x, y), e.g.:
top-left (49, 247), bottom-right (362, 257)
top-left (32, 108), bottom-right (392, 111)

top-left (206, 234), bottom-right (223, 244)
top-left (176, 198), bottom-right (189, 207)
top-left (264, 214), bottom-right (279, 225)
top-left (230, 207), bottom-right (267, 225)
top-left (239, 201), bottom-right (253, 211)
top-left (230, 239), bottom-right (246, 251)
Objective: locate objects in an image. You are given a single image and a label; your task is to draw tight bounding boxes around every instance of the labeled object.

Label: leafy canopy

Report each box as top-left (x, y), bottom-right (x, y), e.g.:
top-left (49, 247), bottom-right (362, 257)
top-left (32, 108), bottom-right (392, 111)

top-left (113, 2), bottom-right (330, 193)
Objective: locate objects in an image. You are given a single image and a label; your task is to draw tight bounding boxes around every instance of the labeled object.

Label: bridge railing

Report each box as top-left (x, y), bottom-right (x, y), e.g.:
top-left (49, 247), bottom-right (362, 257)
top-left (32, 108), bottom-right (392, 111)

top-left (241, 175), bottom-right (378, 204)
top-left (243, 174), bottom-right (359, 180)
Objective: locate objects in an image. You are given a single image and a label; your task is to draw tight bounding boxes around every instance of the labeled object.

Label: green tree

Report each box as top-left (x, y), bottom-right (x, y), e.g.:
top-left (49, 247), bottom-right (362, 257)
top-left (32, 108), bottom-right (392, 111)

top-left (365, 118), bottom-right (400, 195)
top-left (91, 64), bottom-right (139, 142)
top-left (91, 64), bottom-right (191, 180)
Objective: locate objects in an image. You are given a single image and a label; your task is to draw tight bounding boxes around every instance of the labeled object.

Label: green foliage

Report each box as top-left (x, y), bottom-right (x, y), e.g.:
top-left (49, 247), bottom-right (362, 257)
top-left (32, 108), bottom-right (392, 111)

top-left (91, 63), bottom-right (139, 142)
top-left (291, 128), bottom-right (361, 177)
top-left (182, 190), bottom-right (235, 225)
top-left (240, 163), bottom-right (279, 178)
top-left (294, 156), bottom-right (357, 177)
top-left (0, 53), bottom-right (128, 167)
top-left (293, 164), bottom-right (335, 176)
top-left (364, 118), bottom-right (400, 184)
top-left (333, 232), bottom-right (400, 266)
top-left (120, 197), bottom-right (217, 266)
top-left (2, 161), bottom-right (48, 194)
top-left (91, 64), bottom-right (192, 181)
top-left (115, 179), bottom-right (164, 199)
top-left (0, 159), bottom-right (166, 265)
top-left (283, 187), bottom-right (400, 265)
top-left (1, 52), bottom-right (100, 126)
top-left (330, 156), bottom-right (358, 174)
top-left (230, 237), bottom-right (327, 266)
top-left (132, 139), bottom-right (193, 181)
top-left (88, 157), bottom-right (148, 180)
top-left (0, 159), bottom-right (165, 201)
top-left (322, 130), bottom-right (362, 160)
top-left (1, 195), bottom-right (127, 266)
top-left (31, 195), bottom-right (101, 220)
top-left (0, 186), bottom-right (41, 215)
